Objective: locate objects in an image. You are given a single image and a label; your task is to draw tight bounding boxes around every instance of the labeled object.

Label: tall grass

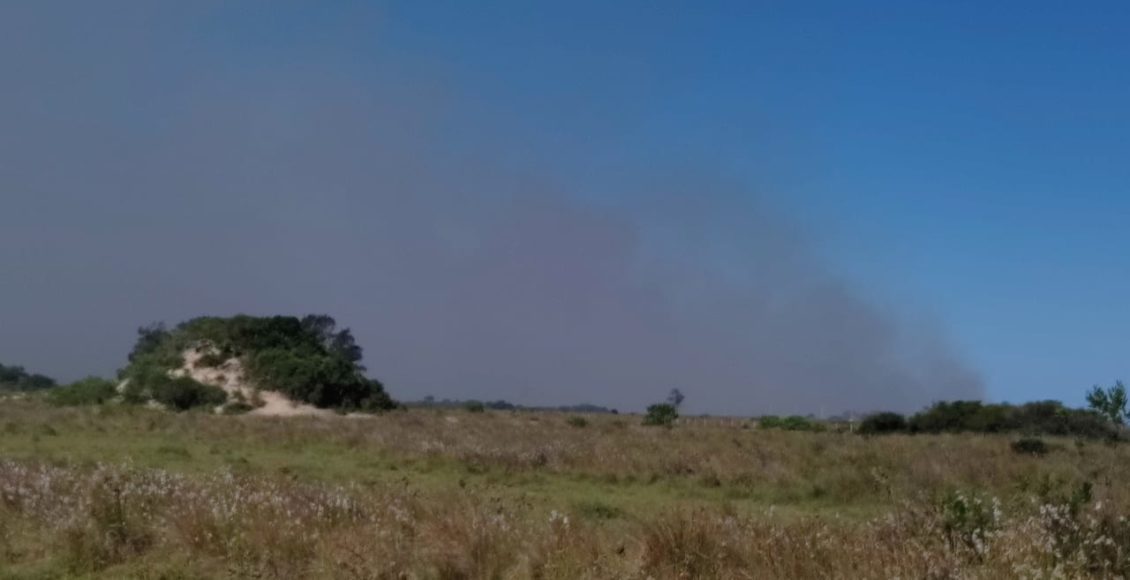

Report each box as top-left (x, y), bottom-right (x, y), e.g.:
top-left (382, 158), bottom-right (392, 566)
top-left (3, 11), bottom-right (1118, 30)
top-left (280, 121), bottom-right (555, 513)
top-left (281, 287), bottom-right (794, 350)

top-left (2, 400), bottom-right (1130, 577)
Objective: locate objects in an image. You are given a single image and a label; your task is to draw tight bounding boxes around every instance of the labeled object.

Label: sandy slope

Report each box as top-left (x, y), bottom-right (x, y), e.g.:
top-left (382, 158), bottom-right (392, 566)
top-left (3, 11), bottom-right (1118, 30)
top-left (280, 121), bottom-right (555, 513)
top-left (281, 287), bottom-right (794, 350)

top-left (172, 347), bottom-right (332, 417)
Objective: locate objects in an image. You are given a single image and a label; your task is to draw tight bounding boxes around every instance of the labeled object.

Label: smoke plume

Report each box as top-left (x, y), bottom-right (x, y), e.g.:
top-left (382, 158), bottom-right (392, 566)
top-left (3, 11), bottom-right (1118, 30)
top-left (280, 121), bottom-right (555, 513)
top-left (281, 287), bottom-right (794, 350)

top-left (0, 2), bottom-right (983, 414)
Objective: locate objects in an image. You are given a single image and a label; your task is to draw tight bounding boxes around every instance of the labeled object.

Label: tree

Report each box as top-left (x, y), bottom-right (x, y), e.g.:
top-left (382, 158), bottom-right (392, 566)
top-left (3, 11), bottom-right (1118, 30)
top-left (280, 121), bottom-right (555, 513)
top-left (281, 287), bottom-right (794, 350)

top-left (666, 388), bottom-right (685, 409)
top-left (0, 363), bottom-right (56, 391)
top-left (643, 403), bottom-right (678, 427)
top-left (858, 412), bottom-right (908, 435)
top-left (1086, 381), bottom-right (1128, 425)
top-left (129, 322), bottom-right (169, 362)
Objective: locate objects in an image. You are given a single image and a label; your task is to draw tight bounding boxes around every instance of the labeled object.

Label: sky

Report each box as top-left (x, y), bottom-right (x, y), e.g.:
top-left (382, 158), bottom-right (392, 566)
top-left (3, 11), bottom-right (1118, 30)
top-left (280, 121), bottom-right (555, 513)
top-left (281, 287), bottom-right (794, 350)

top-left (1, 1), bottom-right (1127, 413)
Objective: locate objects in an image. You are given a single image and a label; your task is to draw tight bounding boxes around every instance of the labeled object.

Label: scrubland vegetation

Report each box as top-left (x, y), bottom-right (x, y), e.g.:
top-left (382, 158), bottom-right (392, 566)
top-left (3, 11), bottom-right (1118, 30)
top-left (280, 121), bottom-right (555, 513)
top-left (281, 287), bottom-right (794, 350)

top-left (2, 398), bottom-right (1130, 578)
top-left (3, 321), bottom-right (1129, 578)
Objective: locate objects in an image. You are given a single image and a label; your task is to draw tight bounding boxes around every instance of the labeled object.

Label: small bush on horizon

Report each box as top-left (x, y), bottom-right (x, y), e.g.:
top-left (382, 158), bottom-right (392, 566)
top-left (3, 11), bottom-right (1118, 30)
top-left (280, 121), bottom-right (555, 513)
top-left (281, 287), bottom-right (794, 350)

top-left (464, 400), bottom-right (485, 413)
top-left (759, 415), bottom-right (825, 432)
top-left (643, 403), bottom-right (678, 427)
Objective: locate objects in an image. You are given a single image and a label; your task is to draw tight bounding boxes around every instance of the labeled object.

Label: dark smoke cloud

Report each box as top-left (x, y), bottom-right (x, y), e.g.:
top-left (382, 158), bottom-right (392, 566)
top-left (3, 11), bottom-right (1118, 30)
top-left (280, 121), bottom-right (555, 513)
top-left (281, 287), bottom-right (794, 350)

top-left (0, 2), bottom-right (982, 414)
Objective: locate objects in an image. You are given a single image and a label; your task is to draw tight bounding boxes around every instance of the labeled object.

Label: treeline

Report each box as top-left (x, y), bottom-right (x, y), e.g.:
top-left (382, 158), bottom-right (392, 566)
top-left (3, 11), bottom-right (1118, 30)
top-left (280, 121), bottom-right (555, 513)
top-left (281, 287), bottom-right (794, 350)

top-left (861, 400), bottom-right (1120, 439)
top-left (0, 363), bottom-right (56, 391)
top-left (408, 397), bottom-right (618, 414)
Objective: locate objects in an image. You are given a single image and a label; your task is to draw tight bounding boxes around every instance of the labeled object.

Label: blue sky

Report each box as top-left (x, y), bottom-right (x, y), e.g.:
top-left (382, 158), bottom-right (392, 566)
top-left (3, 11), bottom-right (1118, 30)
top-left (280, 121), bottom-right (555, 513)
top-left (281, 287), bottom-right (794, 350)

top-left (2, 1), bottom-right (1127, 410)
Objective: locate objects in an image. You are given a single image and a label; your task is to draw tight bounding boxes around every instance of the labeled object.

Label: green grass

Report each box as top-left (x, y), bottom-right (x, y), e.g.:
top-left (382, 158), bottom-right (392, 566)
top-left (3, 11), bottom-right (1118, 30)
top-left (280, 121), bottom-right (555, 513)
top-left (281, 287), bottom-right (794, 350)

top-left (0, 401), bottom-right (905, 522)
top-left (5, 398), bottom-right (1130, 578)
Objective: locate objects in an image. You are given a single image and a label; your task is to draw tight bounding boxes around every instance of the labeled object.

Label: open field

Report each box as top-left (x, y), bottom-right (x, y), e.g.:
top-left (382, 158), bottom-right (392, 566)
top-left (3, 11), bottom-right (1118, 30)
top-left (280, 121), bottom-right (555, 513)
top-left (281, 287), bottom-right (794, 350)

top-left (2, 400), bottom-right (1130, 579)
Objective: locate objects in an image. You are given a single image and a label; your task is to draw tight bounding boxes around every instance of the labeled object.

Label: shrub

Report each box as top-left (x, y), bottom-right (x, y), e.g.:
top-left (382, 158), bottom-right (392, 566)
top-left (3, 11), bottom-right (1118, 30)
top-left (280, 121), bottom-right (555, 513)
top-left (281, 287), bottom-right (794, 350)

top-left (49, 377), bottom-right (118, 406)
top-left (566, 416), bottom-right (589, 428)
top-left (222, 401), bottom-right (255, 415)
top-left (0, 362), bottom-right (56, 391)
top-left (938, 491), bottom-right (1001, 559)
top-left (193, 352), bottom-right (228, 368)
top-left (572, 500), bottom-right (623, 520)
top-left (643, 403), bottom-right (678, 427)
top-left (1011, 437), bottom-right (1050, 456)
top-left (151, 377), bottom-right (227, 411)
top-left (759, 415), bottom-right (825, 432)
top-left (464, 400), bottom-right (485, 413)
top-left (641, 510), bottom-right (738, 578)
top-left (485, 400), bottom-right (518, 410)
top-left (859, 412), bottom-right (908, 435)
top-left (908, 400), bottom-right (1120, 440)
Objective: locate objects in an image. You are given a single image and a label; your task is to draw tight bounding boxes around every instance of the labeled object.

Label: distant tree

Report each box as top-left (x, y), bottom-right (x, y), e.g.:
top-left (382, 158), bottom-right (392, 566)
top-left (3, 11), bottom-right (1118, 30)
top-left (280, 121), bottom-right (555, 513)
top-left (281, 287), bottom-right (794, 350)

top-left (485, 400), bottom-right (517, 410)
top-left (129, 322), bottom-right (169, 363)
top-left (643, 403), bottom-right (678, 427)
top-left (1086, 381), bottom-right (1128, 425)
top-left (759, 415), bottom-right (825, 432)
top-left (300, 314), bottom-right (337, 344)
top-left (330, 328), bottom-right (364, 369)
top-left (301, 315), bottom-right (365, 370)
top-left (0, 363), bottom-right (25, 385)
top-left (0, 363), bottom-right (56, 391)
top-left (858, 412), bottom-right (908, 435)
top-left (666, 388), bottom-right (685, 409)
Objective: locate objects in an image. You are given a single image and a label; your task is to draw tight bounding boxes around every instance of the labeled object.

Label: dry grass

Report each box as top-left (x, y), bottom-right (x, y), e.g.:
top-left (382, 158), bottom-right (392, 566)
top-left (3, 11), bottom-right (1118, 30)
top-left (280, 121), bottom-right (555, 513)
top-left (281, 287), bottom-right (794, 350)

top-left (2, 400), bottom-right (1129, 578)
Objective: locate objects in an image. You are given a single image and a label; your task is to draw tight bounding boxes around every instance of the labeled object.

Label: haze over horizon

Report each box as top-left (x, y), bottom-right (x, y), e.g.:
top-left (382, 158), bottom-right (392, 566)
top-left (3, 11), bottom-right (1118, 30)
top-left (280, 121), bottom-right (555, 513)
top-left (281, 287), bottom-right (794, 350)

top-left (3, 2), bottom-right (1128, 414)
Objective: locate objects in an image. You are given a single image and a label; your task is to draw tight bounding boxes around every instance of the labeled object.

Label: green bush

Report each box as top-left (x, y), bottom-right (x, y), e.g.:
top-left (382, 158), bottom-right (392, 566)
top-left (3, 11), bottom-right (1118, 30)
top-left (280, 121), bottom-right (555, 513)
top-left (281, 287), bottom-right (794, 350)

top-left (49, 377), bottom-right (118, 406)
top-left (1011, 437), bottom-right (1050, 456)
top-left (908, 400), bottom-right (1118, 440)
top-left (566, 416), bottom-right (589, 428)
top-left (0, 362), bottom-right (56, 391)
top-left (859, 412), bottom-right (908, 435)
top-left (151, 377), bottom-right (227, 411)
top-left (643, 403), bottom-right (678, 427)
top-left (938, 491), bottom-right (1001, 556)
top-left (759, 415), bottom-right (825, 432)
top-left (193, 352), bottom-right (228, 368)
top-left (221, 401), bottom-right (255, 415)
top-left (464, 400), bottom-right (485, 413)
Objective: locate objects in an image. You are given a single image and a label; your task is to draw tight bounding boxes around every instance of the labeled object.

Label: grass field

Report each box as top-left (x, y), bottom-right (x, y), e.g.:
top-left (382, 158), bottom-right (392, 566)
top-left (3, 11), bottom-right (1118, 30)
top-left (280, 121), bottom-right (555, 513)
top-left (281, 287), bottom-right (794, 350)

top-left (2, 400), bottom-right (1129, 579)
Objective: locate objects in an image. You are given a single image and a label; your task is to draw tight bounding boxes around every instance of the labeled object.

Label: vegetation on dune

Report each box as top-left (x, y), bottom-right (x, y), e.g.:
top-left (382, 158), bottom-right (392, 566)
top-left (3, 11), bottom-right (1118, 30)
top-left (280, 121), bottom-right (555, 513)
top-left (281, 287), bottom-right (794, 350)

top-left (119, 314), bottom-right (395, 412)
